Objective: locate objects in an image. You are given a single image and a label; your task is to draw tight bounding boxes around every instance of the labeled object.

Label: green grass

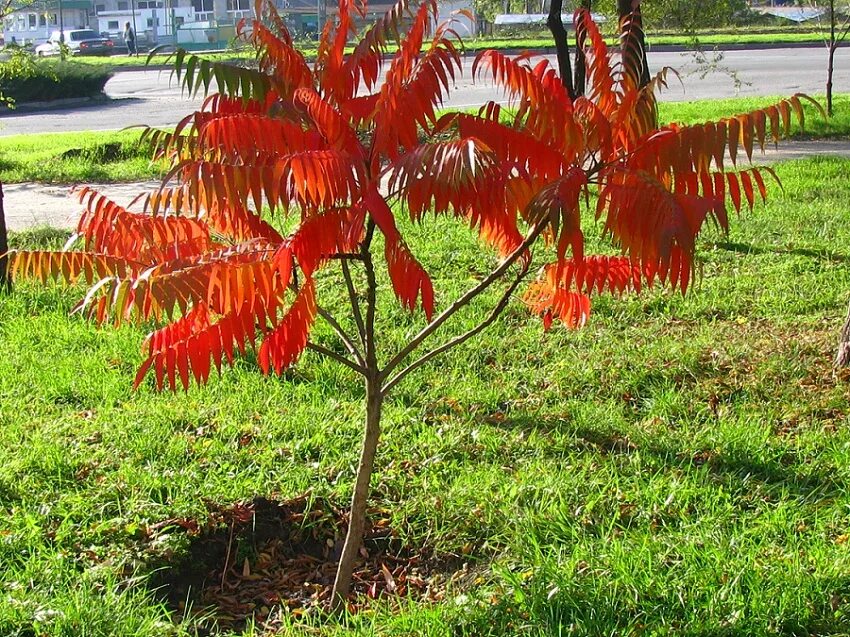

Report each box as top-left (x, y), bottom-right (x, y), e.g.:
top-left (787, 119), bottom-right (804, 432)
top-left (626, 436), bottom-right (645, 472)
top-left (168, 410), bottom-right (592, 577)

top-left (0, 129), bottom-right (164, 184)
top-left (660, 94), bottom-right (850, 139)
top-left (0, 94), bottom-right (847, 185)
top-left (2, 156), bottom-right (850, 635)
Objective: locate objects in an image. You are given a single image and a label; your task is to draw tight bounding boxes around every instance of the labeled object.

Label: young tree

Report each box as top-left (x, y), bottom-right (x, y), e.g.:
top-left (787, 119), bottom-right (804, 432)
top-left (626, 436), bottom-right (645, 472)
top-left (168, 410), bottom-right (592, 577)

top-left (5, 0), bottom-right (814, 609)
top-left (809, 0), bottom-right (850, 116)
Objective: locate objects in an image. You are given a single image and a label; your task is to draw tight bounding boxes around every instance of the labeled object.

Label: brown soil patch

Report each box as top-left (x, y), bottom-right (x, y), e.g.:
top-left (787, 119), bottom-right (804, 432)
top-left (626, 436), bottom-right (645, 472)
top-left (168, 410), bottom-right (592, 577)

top-left (147, 495), bottom-right (460, 634)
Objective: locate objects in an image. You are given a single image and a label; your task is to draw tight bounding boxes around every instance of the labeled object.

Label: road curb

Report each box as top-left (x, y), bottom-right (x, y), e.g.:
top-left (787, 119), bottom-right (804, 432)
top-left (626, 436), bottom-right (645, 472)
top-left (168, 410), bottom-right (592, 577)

top-left (1, 93), bottom-right (110, 115)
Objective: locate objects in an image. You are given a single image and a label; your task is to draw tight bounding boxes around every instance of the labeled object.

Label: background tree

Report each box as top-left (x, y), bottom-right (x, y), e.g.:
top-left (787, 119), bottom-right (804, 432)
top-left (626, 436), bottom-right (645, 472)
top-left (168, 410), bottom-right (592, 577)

top-left (803, 0), bottom-right (850, 117)
top-left (0, 0), bottom-right (37, 293)
top-left (5, 0), bottom-right (814, 610)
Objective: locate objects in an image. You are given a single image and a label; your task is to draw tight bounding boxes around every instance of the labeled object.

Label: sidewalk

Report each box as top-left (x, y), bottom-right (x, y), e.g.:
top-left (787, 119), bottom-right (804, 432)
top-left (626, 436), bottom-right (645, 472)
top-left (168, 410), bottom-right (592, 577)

top-left (5, 181), bottom-right (157, 232)
top-left (5, 140), bottom-right (850, 232)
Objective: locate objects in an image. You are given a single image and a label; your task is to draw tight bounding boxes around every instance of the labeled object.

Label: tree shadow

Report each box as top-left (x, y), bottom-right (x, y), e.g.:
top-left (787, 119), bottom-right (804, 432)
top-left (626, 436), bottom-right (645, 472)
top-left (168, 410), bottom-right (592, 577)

top-left (143, 495), bottom-right (463, 635)
top-left (485, 413), bottom-right (847, 502)
top-left (0, 96), bottom-right (145, 118)
top-left (711, 240), bottom-right (850, 264)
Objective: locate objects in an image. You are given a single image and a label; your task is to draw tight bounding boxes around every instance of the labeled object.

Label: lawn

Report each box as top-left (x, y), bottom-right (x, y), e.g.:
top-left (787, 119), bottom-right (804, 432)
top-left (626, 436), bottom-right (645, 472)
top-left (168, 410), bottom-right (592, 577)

top-left (0, 129), bottom-right (164, 184)
top-left (0, 94), bottom-right (846, 185)
top-left (2, 155), bottom-right (850, 635)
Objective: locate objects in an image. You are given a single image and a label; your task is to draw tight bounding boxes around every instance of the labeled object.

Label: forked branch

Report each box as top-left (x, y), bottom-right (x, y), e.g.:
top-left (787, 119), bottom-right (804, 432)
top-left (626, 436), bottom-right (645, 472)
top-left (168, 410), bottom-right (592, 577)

top-left (316, 306), bottom-right (366, 368)
top-left (382, 255), bottom-right (532, 394)
top-left (380, 221), bottom-right (547, 384)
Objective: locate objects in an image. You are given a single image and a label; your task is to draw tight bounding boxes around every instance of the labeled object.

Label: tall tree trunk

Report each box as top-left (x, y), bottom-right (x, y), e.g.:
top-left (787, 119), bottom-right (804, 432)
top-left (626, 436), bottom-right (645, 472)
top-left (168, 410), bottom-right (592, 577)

top-left (573, 0), bottom-right (591, 97)
top-left (836, 298), bottom-right (850, 366)
top-left (330, 374), bottom-right (383, 608)
top-left (547, 0), bottom-right (575, 98)
top-left (0, 182), bottom-right (9, 293)
top-left (617, 0), bottom-right (650, 88)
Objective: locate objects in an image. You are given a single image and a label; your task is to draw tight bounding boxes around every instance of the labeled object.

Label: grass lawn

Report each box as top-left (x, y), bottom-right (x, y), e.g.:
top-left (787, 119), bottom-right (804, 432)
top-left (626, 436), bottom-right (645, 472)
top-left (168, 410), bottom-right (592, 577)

top-left (2, 155), bottom-right (850, 635)
top-left (0, 94), bottom-right (846, 185)
top-left (0, 129), bottom-right (164, 184)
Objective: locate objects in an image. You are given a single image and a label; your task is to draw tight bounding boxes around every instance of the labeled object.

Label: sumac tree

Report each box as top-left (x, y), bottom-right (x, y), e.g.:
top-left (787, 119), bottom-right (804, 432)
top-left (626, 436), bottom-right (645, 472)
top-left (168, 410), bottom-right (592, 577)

top-left (4, 0), bottom-right (816, 608)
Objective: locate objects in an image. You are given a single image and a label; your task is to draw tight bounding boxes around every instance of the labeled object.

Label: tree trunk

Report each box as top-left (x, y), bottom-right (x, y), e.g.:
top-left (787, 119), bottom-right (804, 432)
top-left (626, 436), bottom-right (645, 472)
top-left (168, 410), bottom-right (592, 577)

top-left (547, 0), bottom-right (575, 98)
top-left (617, 0), bottom-right (650, 88)
top-left (331, 376), bottom-right (383, 609)
top-left (827, 44), bottom-right (836, 117)
top-left (573, 0), bottom-right (591, 97)
top-left (827, 0), bottom-right (836, 117)
top-left (0, 182), bottom-right (9, 293)
top-left (836, 298), bottom-right (850, 366)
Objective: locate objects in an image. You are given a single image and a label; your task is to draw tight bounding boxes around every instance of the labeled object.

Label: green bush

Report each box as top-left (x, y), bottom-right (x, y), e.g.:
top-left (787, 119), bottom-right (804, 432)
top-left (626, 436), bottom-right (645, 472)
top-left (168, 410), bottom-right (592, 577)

top-left (0, 51), bottom-right (113, 104)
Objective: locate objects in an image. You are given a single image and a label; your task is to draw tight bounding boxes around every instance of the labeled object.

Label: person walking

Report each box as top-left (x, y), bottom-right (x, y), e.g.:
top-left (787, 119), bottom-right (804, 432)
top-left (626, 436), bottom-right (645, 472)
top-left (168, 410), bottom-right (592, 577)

top-left (123, 22), bottom-right (137, 56)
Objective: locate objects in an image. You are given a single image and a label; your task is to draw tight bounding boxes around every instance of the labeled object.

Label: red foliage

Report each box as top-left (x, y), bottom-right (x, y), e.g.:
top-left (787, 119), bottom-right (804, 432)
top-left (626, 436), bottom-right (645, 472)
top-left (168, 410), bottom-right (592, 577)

top-left (6, 0), bottom-right (818, 390)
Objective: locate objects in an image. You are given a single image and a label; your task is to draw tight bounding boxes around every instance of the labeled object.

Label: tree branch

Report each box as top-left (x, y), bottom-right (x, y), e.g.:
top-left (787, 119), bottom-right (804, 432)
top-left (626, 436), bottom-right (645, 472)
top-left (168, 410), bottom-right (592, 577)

top-left (341, 258), bottom-right (367, 348)
top-left (380, 221), bottom-right (546, 383)
top-left (306, 341), bottom-right (367, 374)
top-left (329, 253), bottom-right (365, 261)
top-left (382, 255), bottom-right (531, 394)
top-left (316, 306), bottom-right (366, 368)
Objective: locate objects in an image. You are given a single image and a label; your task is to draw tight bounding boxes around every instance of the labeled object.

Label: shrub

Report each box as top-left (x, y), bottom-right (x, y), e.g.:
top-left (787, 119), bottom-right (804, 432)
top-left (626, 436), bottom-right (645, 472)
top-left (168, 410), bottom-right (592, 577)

top-left (0, 52), bottom-right (113, 104)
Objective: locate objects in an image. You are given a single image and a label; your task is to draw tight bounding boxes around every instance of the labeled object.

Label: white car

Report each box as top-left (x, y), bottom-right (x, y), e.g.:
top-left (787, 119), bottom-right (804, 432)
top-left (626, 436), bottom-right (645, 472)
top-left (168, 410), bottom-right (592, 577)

top-left (35, 29), bottom-right (114, 57)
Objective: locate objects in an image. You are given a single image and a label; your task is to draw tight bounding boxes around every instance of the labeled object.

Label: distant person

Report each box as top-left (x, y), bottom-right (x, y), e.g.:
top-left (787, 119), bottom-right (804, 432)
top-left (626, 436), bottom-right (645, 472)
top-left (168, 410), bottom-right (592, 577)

top-left (123, 22), bottom-right (136, 56)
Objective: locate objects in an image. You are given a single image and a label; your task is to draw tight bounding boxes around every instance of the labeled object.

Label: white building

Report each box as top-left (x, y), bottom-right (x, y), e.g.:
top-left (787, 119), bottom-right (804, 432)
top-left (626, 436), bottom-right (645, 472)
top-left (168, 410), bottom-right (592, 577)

top-left (2, 0), bottom-right (94, 46)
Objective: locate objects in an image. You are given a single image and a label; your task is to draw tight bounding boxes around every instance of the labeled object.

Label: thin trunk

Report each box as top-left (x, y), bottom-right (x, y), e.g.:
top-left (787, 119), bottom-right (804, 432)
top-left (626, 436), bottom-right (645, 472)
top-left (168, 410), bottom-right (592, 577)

top-left (617, 0), bottom-right (650, 88)
top-left (573, 0), bottom-right (591, 97)
top-left (547, 0), bottom-right (575, 98)
top-left (331, 224), bottom-right (380, 610)
top-left (330, 374), bottom-right (383, 608)
top-left (828, 44), bottom-right (836, 117)
top-left (827, 0), bottom-right (836, 117)
top-left (0, 182), bottom-right (9, 293)
top-left (836, 298), bottom-right (850, 366)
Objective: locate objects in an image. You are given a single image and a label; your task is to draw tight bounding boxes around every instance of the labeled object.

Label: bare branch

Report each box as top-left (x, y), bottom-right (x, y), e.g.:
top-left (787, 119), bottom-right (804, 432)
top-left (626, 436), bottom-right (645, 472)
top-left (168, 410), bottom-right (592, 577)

top-left (380, 221), bottom-right (546, 382)
top-left (341, 259), bottom-right (367, 348)
top-left (316, 305), bottom-right (366, 367)
top-left (306, 341), bottom-right (367, 375)
top-left (328, 253), bottom-right (365, 261)
top-left (381, 255), bottom-right (531, 394)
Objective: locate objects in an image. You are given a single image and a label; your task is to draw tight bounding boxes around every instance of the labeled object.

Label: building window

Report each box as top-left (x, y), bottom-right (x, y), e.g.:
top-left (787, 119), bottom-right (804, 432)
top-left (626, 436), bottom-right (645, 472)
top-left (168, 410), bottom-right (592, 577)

top-left (146, 17), bottom-right (160, 26)
top-left (192, 0), bottom-right (214, 12)
top-left (49, 13), bottom-right (58, 24)
top-left (28, 13), bottom-right (36, 28)
top-left (39, 14), bottom-right (46, 26)
top-left (117, 1), bottom-right (128, 9)
top-left (108, 19), bottom-right (119, 28)
top-left (95, 4), bottom-right (105, 11)
top-left (137, 1), bottom-right (147, 7)
top-left (227, 0), bottom-right (250, 10)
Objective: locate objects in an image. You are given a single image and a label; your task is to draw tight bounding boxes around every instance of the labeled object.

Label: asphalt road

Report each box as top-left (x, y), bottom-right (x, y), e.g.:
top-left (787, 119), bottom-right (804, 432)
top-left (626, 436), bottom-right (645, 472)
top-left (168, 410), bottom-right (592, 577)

top-left (1, 47), bottom-right (848, 136)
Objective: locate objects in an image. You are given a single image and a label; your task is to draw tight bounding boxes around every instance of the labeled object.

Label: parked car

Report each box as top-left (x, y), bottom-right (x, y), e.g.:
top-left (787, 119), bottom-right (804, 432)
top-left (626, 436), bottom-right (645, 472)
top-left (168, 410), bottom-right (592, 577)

top-left (34, 30), bottom-right (114, 57)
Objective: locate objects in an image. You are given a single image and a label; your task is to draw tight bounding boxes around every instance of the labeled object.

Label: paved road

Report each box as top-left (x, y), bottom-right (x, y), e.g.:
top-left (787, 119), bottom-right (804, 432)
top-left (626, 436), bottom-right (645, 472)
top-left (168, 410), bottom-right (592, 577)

top-left (0, 47), bottom-right (847, 137)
